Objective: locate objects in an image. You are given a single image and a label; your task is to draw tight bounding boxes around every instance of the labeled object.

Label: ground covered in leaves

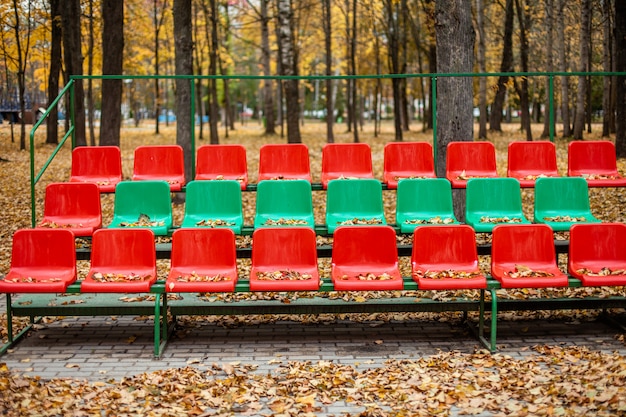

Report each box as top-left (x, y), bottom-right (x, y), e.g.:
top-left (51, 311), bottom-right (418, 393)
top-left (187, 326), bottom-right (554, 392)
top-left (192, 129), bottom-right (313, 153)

top-left (1, 121), bottom-right (626, 415)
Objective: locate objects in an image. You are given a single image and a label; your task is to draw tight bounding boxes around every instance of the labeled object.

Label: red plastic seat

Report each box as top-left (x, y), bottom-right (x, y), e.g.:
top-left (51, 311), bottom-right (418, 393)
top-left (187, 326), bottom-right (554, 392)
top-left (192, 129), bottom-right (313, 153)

top-left (445, 141), bottom-right (498, 188)
top-left (321, 143), bottom-right (374, 189)
top-left (250, 227), bottom-right (319, 291)
top-left (568, 223), bottom-right (626, 286)
top-left (0, 229), bottom-right (77, 293)
top-left (491, 224), bottom-right (568, 288)
top-left (195, 144), bottom-right (248, 189)
top-left (133, 145), bottom-right (185, 191)
top-left (81, 228), bottom-right (157, 293)
top-left (331, 226), bottom-right (403, 291)
top-left (567, 140), bottom-right (626, 187)
top-left (166, 228), bottom-right (237, 292)
top-left (37, 182), bottom-right (102, 237)
top-left (258, 143), bottom-right (311, 182)
top-left (507, 141), bottom-right (559, 187)
top-left (383, 142), bottom-right (436, 189)
top-left (411, 225), bottom-right (486, 290)
top-left (69, 146), bottom-right (122, 193)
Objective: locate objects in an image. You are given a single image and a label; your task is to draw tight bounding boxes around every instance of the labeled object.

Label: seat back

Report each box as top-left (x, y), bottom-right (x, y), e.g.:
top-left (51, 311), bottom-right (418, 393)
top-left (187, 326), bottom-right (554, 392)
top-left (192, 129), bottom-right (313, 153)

top-left (568, 140), bottom-right (619, 177)
top-left (181, 180), bottom-right (243, 233)
top-left (250, 227), bottom-right (319, 291)
top-left (254, 179), bottom-right (314, 228)
top-left (321, 143), bottom-right (373, 188)
top-left (325, 178), bottom-right (385, 234)
top-left (534, 177), bottom-right (599, 231)
top-left (331, 226), bottom-right (402, 290)
top-left (258, 143), bottom-right (311, 182)
top-left (396, 178), bottom-right (458, 233)
top-left (195, 144), bottom-right (248, 189)
top-left (70, 146), bottom-right (122, 192)
top-left (411, 225), bottom-right (479, 272)
top-left (507, 141), bottom-right (559, 187)
top-left (0, 229), bottom-right (77, 293)
top-left (133, 145), bottom-right (185, 190)
top-left (569, 223), bottom-right (626, 279)
top-left (39, 182), bottom-right (102, 237)
top-left (445, 141), bottom-right (498, 188)
top-left (465, 178), bottom-right (528, 232)
top-left (169, 228), bottom-right (237, 282)
top-left (109, 181), bottom-right (173, 236)
top-left (491, 224), bottom-right (567, 288)
top-left (383, 142), bottom-right (435, 189)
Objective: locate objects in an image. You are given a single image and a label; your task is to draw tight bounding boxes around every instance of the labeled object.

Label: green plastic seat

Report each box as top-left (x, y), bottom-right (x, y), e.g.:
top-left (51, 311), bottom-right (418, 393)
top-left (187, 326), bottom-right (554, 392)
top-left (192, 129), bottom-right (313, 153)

top-left (396, 178), bottom-right (459, 233)
top-left (108, 180), bottom-right (173, 236)
top-left (181, 180), bottom-right (243, 233)
top-left (326, 178), bottom-right (385, 234)
top-left (465, 178), bottom-right (530, 233)
top-left (254, 179), bottom-right (314, 229)
top-left (534, 177), bottom-right (601, 232)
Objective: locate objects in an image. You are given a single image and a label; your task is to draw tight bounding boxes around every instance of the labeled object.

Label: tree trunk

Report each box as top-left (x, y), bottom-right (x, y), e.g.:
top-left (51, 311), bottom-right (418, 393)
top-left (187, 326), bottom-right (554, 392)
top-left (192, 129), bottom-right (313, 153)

top-left (154, 0), bottom-right (167, 136)
top-left (321, 0), bottom-right (334, 142)
top-left (385, 0), bottom-right (403, 141)
top-left (435, 0), bottom-right (474, 221)
top-left (99, 0), bottom-right (123, 147)
top-left (277, 0), bottom-right (301, 143)
top-left (615, 0), bottom-right (626, 157)
top-left (514, 0), bottom-right (532, 141)
top-left (541, 0), bottom-right (554, 138)
top-left (573, 0), bottom-right (591, 140)
top-left (86, 0), bottom-right (95, 145)
top-left (173, 0), bottom-right (193, 182)
top-left (602, 0), bottom-right (613, 137)
top-left (476, 0), bottom-right (488, 139)
top-left (61, 0), bottom-right (86, 147)
top-left (557, 0), bottom-right (571, 137)
top-left (208, 0), bottom-right (219, 144)
top-left (11, 0), bottom-right (30, 150)
top-left (489, 0), bottom-right (514, 132)
top-left (350, 0), bottom-right (359, 143)
top-left (46, 0), bottom-right (61, 145)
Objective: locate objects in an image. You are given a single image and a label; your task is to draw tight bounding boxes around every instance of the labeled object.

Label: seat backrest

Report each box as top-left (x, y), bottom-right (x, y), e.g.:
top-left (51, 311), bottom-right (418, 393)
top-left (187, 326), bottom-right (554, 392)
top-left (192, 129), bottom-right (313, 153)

top-left (383, 142), bottom-right (435, 188)
top-left (534, 177), bottom-right (592, 215)
top-left (90, 228), bottom-right (156, 273)
top-left (171, 228), bottom-right (237, 271)
top-left (252, 227), bottom-right (318, 270)
top-left (195, 144), bottom-right (248, 188)
top-left (43, 182), bottom-right (102, 219)
top-left (569, 223), bottom-right (626, 273)
top-left (258, 143), bottom-right (311, 182)
top-left (466, 178), bottom-right (525, 219)
top-left (396, 178), bottom-right (457, 231)
top-left (568, 140), bottom-right (619, 176)
top-left (325, 178), bottom-right (385, 233)
top-left (411, 225), bottom-right (478, 271)
top-left (110, 180), bottom-right (173, 235)
top-left (446, 141), bottom-right (497, 176)
top-left (507, 141), bottom-right (558, 179)
top-left (332, 225), bottom-right (398, 268)
top-left (181, 180), bottom-right (243, 232)
top-left (321, 143), bottom-right (373, 187)
top-left (491, 224), bottom-right (558, 270)
top-left (254, 179), bottom-right (314, 228)
top-left (70, 146), bottom-right (122, 192)
top-left (132, 145), bottom-right (185, 188)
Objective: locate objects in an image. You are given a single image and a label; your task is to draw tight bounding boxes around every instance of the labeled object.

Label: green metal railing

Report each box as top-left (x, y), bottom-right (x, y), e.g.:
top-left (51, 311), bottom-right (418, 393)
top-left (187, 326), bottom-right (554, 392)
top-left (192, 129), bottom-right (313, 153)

top-left (29, 71), bottom-right (625, 226)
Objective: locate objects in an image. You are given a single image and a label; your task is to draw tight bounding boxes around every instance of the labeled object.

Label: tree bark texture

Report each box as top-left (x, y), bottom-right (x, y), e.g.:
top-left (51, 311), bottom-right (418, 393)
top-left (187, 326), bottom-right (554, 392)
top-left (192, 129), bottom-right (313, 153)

top-left (277, 0), bottom-right (301, 143)
top-left (173, 0), bottom-right (193, 182)
top-left (541, 0), bottom-right (554, 138)
top-left (261, 0), bottom-right (276, 135)
top-left (615, 0), bottom-right (626, 157)
top-left (99, 0), bottom-right (124, 147)
top-left (321, 0), bottom-right (334, 142)
top-left (476, 0), bottom-right (488, 139)
top-left (557, 0), bottom-right (571, 137)
top-left (489, 0), bottom-right (514, 132)
top-left (46, 0), bottom-right (61, 145)
top-left (573, 0), bottom-right (591, 140)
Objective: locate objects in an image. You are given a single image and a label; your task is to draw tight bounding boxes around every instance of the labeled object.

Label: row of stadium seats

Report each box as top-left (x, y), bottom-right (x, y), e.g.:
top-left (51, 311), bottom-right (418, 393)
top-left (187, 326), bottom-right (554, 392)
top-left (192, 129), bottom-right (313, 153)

top-left (68, 140), bottom-right (626, 192)
top-left (2, 223), bottom-right (625, 295)
top-left (38, 176), bottom-right (601, 237)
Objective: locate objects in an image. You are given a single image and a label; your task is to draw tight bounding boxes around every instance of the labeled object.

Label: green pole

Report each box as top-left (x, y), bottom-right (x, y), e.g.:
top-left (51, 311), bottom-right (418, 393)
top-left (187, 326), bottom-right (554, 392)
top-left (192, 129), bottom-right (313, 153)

top-left (432, 76), bottom-right (438, 174)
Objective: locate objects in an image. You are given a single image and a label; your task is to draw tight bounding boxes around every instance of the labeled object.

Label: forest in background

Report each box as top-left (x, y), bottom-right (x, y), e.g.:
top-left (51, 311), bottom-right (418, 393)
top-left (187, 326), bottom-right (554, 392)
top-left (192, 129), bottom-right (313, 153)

top-left (1, 0), bottom-right (625, 159)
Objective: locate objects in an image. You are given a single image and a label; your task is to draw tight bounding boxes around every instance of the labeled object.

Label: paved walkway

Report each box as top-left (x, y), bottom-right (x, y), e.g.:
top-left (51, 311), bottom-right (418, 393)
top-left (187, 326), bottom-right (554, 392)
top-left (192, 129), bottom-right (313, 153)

top-left (2, 294), bottom-right (626, 416)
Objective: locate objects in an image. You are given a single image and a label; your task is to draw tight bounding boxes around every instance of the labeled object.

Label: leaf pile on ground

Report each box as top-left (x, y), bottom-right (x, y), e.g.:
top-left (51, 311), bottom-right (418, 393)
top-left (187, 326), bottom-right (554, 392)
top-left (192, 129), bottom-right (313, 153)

top-left (2, 345), bottom-right (625, 416)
